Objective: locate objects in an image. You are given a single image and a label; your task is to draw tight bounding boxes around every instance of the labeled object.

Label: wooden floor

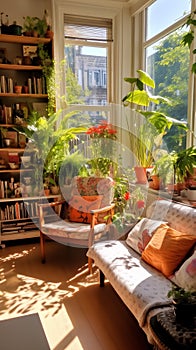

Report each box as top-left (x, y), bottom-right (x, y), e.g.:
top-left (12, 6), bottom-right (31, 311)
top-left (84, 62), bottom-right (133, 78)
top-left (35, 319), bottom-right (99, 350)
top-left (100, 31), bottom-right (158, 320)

top-left (0, 238), bottom-right (152, 350)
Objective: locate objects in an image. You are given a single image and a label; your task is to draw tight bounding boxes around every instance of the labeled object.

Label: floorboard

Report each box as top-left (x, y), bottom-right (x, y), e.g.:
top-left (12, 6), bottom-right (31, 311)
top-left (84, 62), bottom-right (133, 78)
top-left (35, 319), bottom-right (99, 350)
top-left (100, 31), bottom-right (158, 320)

top-left (0, 239), bottom-right (152, 350)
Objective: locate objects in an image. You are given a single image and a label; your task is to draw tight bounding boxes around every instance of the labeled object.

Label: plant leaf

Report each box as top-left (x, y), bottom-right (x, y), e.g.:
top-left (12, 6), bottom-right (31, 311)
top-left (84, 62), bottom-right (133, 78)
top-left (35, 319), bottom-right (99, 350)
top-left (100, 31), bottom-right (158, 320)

top-left (137, 69), bottom-right (155, 88)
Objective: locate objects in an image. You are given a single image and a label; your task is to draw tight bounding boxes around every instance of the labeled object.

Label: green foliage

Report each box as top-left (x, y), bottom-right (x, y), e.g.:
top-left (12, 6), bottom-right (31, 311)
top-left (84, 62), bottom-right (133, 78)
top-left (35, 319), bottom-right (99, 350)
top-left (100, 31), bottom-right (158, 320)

top-left (174, 146), bottom-right (196, 183)
top-left (182, 10), bottom-right (196, 73)
top-left (151, 31), bottom-right (190, 152)
top-left (167, 285), bottom-right (196, 304)
top-left (22, 16), bottom-right (47, 37)
top-left (122, 69), bottom-right (187, 167)
top-left (58, 152), bottom-right (87, 183)
top-left (66, 67), bottom-right (90, 104)
top-left (154, 146), bottom-right (196, 184)
top-left (14, 109), bottom-right (87, 185)
top-left (123, 70), bottom-right (168, 107)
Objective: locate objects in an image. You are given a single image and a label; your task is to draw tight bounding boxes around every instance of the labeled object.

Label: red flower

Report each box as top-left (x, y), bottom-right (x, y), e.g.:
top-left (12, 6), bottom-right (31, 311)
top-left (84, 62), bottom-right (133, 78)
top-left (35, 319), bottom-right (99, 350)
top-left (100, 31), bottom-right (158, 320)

top-left (86, 122), bottom-right (117, 138)
top-left (124, 191), bottom-right (130, 201)
top-left (136, 200), bottom-right (145, 209)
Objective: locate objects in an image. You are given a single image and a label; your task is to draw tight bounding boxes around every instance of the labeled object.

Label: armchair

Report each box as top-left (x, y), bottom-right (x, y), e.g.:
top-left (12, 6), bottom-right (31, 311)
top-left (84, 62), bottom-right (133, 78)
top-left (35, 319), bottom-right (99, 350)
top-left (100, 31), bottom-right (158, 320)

top-left (38, 176), bottom-right (115, 272)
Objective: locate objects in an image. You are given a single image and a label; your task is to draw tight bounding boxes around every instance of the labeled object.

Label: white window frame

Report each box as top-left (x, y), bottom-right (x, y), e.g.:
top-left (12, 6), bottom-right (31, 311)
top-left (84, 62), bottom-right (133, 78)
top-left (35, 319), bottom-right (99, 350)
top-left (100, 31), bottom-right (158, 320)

top-left (130, 0), bottom-right (196, 147)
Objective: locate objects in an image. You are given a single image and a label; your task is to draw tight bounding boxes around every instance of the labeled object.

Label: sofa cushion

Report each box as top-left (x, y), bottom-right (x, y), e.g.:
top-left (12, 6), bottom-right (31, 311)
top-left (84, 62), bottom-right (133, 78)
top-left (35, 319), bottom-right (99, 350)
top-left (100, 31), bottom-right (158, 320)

top-left (126, 218), bottom-right (167, 254)
top-left (146, 199), bottom-right (196, 236)
top-left (170, 247), bottom-right (196, 292)
top-left (68, 195), bottom-right (102, 223)
top-left (141, 225), bottom-right (196, 277)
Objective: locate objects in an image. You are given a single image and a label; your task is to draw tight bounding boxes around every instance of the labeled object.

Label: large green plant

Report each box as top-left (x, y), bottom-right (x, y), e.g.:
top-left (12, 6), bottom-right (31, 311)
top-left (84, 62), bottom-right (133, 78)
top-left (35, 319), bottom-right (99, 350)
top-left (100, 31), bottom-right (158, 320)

top-left (15, 109), bottom-right (86, 189)
top-left (122, 70), bottom-right (187, 167)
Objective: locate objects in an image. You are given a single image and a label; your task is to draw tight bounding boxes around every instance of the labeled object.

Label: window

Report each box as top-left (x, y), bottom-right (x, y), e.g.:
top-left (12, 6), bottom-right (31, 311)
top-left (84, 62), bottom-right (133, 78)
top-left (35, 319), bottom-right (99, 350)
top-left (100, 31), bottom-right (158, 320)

top-left (144, 0), bottom-right (192, 151)
top-left (64, 14), bottom-right (112, 125)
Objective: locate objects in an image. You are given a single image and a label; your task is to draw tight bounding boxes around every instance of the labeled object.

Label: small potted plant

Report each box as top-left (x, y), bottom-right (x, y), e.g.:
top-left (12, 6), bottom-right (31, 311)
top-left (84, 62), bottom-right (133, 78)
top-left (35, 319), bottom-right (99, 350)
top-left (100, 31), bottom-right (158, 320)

top-left (22, 16), bottom-right (35, 36)
top-left (167, 285), bottom-right (196, 318)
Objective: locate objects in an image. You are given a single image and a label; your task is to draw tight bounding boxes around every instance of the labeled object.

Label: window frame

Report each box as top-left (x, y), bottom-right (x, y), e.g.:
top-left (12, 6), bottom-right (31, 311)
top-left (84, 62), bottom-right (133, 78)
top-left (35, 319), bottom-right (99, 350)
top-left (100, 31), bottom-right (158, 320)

top-left (64, 38), bottom-right (112, 104)
top-left (131, 0), bottom-right (196, 147)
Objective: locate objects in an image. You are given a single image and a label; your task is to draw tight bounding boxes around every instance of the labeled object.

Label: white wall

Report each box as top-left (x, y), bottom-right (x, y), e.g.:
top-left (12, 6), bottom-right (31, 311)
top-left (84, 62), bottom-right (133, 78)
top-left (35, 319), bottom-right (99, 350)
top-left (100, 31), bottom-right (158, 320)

top-left (0, 0), bottom-right (52, 28)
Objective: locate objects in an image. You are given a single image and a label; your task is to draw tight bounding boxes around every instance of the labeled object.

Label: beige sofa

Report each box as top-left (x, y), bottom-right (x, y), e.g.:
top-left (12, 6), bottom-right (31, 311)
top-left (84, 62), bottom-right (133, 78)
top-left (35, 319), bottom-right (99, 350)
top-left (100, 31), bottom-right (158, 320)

top-left (87, 199), bottom-right (196, 346)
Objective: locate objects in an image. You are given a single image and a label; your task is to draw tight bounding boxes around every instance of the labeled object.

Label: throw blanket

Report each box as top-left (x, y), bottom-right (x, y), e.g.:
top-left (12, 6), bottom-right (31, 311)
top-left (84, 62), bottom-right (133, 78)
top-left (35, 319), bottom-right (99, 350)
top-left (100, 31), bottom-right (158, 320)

top-left (87, 240), bottom-right (172, 328)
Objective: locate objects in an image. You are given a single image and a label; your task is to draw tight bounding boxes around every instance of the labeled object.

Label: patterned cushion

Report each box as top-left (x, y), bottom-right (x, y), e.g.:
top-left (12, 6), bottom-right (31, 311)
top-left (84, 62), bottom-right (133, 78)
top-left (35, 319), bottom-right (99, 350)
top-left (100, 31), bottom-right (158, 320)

top-left (170, 247), bottom-right (196, 292)
top-left (146, 199), bottom-right (196, 236)
top-left (141, 225), bottom-right (196, 277)
top-left (70, 176), bottom-right (114, 222)
top-left (126, 218), bottom-right (167, 254)
top-left (42, 220), bottom-right (106, 243)
top-left (68, 195), bottom-right (102, 223)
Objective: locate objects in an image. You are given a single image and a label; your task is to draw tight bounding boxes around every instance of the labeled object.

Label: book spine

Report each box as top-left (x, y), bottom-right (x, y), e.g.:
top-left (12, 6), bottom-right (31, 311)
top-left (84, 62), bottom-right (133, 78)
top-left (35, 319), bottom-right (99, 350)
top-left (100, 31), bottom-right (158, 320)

top-left (28, 78), bottom-right (32, 94)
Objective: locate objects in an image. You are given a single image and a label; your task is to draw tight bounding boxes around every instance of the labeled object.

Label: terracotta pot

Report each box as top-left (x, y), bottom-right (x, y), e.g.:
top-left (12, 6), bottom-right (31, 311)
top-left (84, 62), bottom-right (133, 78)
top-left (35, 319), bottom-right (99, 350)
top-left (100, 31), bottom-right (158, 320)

top-left (14, 85), bottom-right (22, 94)
top-left (149, 174), bottom-right (161, 190)
top-left (50, 185), bottom-right (59, 195)
top-left (44, 189), bottom-right (50, 196)
top-left (134, 166), bottom-right (148, 184)
top-left (176, 182), bottom-right (186, 195)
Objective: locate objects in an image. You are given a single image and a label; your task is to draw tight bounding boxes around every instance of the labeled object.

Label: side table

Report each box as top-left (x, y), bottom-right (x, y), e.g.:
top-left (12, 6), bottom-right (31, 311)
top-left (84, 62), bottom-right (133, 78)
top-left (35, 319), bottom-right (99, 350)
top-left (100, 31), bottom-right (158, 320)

top-left (149, 308), bottom-right (196, 350)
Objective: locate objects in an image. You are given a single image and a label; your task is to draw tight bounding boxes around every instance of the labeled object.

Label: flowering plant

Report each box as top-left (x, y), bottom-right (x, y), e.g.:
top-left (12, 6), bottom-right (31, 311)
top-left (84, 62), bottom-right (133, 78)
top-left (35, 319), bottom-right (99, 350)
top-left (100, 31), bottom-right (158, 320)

top-left (86, 121), bottom-right (117, 140)
top-left (113, 181), bottom-right (146, 233)
top-left (86, 121), bottom-right (118, 176)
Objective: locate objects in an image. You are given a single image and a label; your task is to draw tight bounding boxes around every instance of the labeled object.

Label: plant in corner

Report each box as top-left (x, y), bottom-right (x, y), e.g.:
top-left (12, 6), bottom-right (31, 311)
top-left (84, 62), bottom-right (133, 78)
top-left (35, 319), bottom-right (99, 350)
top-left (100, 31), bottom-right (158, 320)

top-left (15, 109), bottom-right (87, 196)
top-left (167, 285), bottom-right (196, 318)
top-left (122, 70), bottom-right (187, 183)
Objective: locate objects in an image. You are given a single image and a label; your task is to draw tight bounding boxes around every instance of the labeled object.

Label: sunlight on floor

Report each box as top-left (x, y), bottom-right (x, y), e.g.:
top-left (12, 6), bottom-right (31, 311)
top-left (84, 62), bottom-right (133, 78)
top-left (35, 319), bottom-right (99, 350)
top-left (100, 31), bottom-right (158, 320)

top-left (0, 247), bottom-right (101, 349)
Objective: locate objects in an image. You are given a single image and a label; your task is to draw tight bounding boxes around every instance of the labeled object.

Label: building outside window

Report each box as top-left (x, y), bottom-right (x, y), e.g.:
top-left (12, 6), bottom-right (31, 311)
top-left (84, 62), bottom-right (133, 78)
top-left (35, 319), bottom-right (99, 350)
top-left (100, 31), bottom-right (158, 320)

top-left (64, 14), bottom-right (112, 125)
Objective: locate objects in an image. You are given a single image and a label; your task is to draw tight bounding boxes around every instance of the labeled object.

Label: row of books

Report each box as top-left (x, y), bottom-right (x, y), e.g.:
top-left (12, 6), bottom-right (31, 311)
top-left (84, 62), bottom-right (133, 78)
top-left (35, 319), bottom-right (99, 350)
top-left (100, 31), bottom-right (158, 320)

top-left (0, 75), bottom-right (47, 94)
top-left (0, 103), bottom-right (28, 124)
top-left (0, 75), bottom-right (14, 93)
top-left (27, 76), bottom-right (47, 95)
top-left (1, 220), bottom-right (37, 235)
top-left (0, 200), bottom-right (39, 221)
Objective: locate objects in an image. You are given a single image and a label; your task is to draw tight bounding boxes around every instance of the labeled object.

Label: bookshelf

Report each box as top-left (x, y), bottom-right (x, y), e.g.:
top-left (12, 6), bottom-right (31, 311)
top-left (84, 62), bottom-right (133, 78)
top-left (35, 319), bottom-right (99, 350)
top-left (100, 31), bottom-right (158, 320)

top-left (0, 33), bottom-right (54, 245)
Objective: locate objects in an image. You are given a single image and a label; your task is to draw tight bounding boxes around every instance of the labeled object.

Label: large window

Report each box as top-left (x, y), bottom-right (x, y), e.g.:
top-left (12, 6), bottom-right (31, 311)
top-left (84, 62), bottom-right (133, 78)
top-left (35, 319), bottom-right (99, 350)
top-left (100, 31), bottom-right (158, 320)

top-left (64, 14), bottom-right (112, 125)
top-left (144, 0), bottom-right (193, 151)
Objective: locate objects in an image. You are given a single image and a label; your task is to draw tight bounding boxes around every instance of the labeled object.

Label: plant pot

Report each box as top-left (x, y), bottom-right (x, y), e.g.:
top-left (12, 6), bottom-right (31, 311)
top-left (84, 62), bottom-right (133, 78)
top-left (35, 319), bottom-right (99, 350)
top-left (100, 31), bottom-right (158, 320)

top-left (44, 189), bottom-right (50, 196)
top-left (176, 182), bottom-right (186, 195)
top-left (50, 185), bottom-right (59, 195)
top-left (187, 187), bottom-right (196, 201)
top-left (149, 174), bottom-right (161, 190)
top-left (134, 166), bottom-right (148, 184)
top-left (173, 300), bottom-right (196, 321)
top-left (22, 56), bottom-right (32, 65)
top-left (14, 85), bottom-right (22, 94)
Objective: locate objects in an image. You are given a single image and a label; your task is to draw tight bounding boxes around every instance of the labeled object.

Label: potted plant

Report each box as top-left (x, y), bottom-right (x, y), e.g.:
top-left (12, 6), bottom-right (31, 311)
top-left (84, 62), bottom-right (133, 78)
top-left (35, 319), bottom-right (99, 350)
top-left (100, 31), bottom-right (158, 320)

top-left (174, 146), bottom-right (196, 192)
top-left (33, 17), bottom-right (47, 38)
top-left (22, 16), bottom-right (35, 36)
top-left (15, 109), bottom-right (87, 196)
top-left (22, 16), bottom-right (47, 37)
top-left (153, 146), bottom-right (196, 193)
top-left (122, 70), bottom-right (187, 184)
top-left (167, 285), bottom-right (196, 318)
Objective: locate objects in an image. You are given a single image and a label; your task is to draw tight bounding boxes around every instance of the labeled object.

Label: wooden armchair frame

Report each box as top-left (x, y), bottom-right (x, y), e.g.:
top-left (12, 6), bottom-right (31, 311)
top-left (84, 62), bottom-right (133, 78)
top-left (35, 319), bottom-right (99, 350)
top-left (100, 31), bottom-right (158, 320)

top-left (38, 199), bottom-right (115, 273)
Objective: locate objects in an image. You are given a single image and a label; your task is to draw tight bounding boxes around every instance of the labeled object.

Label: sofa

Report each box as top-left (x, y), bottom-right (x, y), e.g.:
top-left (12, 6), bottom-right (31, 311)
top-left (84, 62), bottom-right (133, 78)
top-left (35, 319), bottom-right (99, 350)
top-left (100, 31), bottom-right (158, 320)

top-left (87, 199), bottom-right (196, 348)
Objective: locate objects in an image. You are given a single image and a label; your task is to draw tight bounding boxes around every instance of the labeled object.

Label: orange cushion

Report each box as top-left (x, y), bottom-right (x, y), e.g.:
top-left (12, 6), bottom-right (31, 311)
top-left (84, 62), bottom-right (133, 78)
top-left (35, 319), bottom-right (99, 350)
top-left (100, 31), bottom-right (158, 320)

top-left (68, 195), bottom-right (102, 223)
top-left (141, 225), bottom-right (196, 277)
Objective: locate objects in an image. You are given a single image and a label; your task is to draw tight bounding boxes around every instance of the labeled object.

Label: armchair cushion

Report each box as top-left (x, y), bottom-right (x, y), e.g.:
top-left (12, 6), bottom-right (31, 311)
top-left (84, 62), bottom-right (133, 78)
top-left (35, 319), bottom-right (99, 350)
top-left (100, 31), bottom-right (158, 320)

top-left (68, 195), bottom-right (103, 223)
top-left (70, 176), bottom-right (114, 223)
